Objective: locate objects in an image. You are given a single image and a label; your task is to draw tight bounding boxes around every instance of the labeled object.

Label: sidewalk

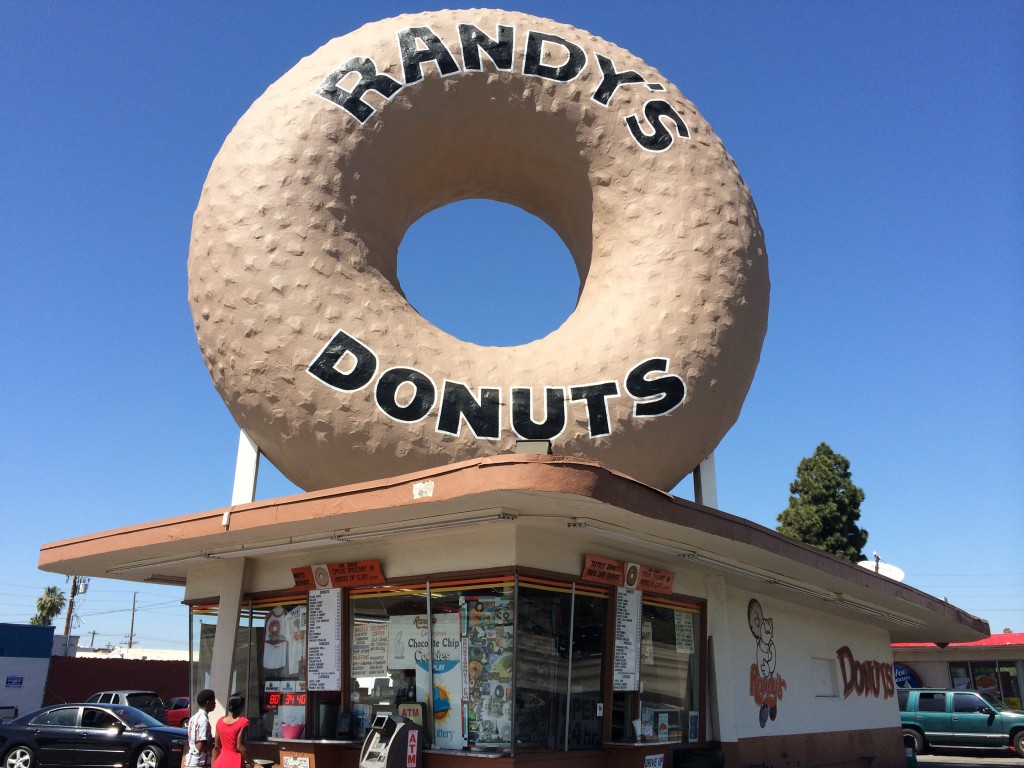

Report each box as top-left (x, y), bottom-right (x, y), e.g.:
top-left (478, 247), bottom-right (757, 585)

top-left (918, 749), bottom-right (1019, 766)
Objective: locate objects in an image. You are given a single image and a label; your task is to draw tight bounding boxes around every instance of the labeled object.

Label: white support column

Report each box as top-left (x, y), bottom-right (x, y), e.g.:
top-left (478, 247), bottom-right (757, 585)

top-left (224, 429), bottom-right (261, 529)
top-left (703, 573), bottom-right (738, 745)
top-left (693, 451), bottom-right (718, 508)
top-left (208, 557), bottom-right (248, 719)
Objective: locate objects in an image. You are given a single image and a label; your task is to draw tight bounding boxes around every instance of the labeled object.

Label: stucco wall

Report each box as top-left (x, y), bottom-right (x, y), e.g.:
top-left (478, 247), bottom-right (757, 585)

top-left (717, 586), bottom-right (900, 742)
top-left (183, 520), bottom-right (717, 605)
top-left (897, 660), bottom-right (949, 688)
top-left (0, 657), bottom-right (49, 716)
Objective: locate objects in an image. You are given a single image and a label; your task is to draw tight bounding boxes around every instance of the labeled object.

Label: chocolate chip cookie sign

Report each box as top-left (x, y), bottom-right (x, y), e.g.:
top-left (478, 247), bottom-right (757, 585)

top-left (188, 9), bottom-right (769, 492)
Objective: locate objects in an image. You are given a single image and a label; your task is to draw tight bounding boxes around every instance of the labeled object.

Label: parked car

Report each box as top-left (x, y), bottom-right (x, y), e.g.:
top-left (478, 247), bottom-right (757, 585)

top-left (86, 691), bottom-right (167, 724)
top-left (163, 697), bottom-right (190, 728)
top-left (0, 703), bottom-right (186, 767)
top-left (899, 687), bottom-right (1024, 755)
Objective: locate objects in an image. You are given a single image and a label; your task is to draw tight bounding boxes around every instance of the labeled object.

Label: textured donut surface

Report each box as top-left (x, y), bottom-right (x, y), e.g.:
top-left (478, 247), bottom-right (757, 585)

top-left (188, 9), bottom-right (769, 492)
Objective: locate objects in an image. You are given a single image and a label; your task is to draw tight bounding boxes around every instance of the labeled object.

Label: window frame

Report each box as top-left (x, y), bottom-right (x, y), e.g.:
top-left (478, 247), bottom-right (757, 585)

top-left (187, 566), bottom-right (708, 754)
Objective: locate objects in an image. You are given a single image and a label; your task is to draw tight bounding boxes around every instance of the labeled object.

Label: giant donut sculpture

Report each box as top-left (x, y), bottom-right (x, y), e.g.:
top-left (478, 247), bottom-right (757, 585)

top-left (188, 9), bottom-right (769, 493)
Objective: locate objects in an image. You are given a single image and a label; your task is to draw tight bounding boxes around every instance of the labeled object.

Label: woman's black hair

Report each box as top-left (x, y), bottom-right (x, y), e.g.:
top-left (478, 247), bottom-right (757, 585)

top-left (227, 693), bottom-right (245, 716)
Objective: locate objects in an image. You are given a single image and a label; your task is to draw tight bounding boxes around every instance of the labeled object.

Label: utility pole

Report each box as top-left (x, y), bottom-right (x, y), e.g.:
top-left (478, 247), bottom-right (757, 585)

top-left (128, 592), bottom-right (137, 649)
top-left (89, 630), bottom-right (97, 647)
top-left (63, 575), bottom-right (79, 636)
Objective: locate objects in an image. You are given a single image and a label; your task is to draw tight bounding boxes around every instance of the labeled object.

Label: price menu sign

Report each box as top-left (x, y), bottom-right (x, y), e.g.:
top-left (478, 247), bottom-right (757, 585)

top-left (351, 621), bottom-right (389, 677)
top-left (307, 587), bottom-right (342, 691)
top-left (613, 587), bottom-right (641, 691)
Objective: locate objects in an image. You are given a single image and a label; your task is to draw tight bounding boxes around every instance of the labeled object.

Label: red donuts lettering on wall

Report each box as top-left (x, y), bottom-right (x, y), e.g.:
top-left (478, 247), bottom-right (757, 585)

top-left (835, 645), bottom-right (895, 700)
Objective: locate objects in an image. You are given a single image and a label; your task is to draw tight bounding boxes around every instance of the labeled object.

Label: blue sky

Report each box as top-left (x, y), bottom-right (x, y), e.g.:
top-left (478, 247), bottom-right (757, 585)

top-left (2, 2), bottom-right (1021, 650)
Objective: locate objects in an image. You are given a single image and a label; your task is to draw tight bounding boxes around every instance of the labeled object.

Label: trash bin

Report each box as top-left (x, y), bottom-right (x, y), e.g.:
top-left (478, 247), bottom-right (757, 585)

top-left (903, 733), bottom-right (917, 768)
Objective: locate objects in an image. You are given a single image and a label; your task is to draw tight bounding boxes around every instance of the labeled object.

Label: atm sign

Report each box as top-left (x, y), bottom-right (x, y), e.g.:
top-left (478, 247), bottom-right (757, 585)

top-left (407, 729), bottom-right (418, 767)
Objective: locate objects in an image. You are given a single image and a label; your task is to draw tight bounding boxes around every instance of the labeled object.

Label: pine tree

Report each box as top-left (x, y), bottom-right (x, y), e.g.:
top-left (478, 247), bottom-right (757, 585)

top-left (776, 442), bottom-right (868, 562)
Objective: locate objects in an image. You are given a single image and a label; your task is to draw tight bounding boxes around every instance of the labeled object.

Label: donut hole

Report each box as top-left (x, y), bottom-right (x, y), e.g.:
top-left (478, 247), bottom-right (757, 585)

top-left (397, 200), bottom-right (581, 346)
top-left (330, 69), bottom-right (595, 348)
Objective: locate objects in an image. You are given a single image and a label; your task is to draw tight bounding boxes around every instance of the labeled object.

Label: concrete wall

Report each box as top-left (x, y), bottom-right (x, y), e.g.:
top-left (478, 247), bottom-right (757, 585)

top-left (0, 624), bottom-right (55, 717)
top-left (703, 587), bottom-right (905, 766)
top-left (44, 656), bottom-right (188, 706)
top-left (720, 586), bottom-right (900, 740)
top-left (898, 660), bottom-right (949, 688)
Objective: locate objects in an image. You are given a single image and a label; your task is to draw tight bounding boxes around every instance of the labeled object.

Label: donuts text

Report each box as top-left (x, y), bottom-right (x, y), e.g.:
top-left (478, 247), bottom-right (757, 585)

top-left (308, 328), bottom-right (686, 441)
top-left (314, 23), bottom-right (690, 152)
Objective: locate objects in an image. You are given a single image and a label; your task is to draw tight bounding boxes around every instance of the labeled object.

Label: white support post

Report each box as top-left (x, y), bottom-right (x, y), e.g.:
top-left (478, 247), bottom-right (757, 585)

top-left (703, 574), bottom-right (736, 744)
top-left (224, 429), bottom-right (261, 529)
top-left (693, 452), bottom-right (718, 509)
top-left (208, 557), bottom-right (248, 720)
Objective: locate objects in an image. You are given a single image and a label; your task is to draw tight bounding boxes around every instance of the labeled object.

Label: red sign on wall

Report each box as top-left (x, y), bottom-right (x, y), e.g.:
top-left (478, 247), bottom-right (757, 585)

top-left (328, 560), bottom-right (386, 586)
top-left (636, 566), bottom-right (675, 594)
top-left (581, 554), bottom-right (675, 595)
top-left (291, 560), bottom-right (386, 590)
top-left (291, 566), bottom-right (316, 590)
top-left (582, 554), bottom-right (626, 586)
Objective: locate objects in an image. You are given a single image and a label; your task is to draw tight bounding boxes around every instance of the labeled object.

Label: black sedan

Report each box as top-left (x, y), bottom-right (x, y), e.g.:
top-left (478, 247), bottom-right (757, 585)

top-left (0, 704), bottom-right (186, 768)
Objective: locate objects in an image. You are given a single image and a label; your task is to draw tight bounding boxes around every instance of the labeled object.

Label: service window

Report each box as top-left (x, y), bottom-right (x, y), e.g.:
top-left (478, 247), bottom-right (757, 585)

top-left (514, 577), bottom-right (608, 751)
top-left (348, 581), bottom-right (430, 741)
top-left (253, 597), bottom-right (309, 740)
top-left (348, 577), bottom-right (514, 751)
top-left (611, 594), bottom-right (703, 744)
top-left (189, 595), bottom-right (310, 741)
top-left (347, 574), bottom-right (607, 755)
top-left (188, 571), bottom-right (704, 756)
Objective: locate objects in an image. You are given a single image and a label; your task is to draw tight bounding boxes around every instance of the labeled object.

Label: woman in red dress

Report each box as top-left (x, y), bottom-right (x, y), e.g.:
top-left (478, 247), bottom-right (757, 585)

top-left (212, 693), bottom-right (252, 768)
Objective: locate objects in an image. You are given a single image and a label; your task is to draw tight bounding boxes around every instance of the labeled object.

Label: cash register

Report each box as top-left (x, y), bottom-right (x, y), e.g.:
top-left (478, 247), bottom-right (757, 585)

top-left (358, 713), bottom-right (422, 768)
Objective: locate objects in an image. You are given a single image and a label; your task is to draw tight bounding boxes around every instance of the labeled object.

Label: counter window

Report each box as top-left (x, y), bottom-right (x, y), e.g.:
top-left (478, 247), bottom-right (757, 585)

top-left (515, 577), bottom-right (607, 751)
top-left (348, 582), bottom-right (429, 740)
top-left (189, 595), bottom-right (309, 741)
top-left (254, 597), bottom-right (308, 740)
top-left (189, 570), bottom-right (705, 754)
top-left (348, 578), bottom-right (515, 751)
top-left (611, 595), bottom-right (702, 744)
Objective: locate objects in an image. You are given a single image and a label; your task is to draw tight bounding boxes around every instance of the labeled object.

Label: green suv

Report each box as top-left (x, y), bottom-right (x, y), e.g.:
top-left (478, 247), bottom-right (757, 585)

top-left (899, 687), bottom-right (1024, 756)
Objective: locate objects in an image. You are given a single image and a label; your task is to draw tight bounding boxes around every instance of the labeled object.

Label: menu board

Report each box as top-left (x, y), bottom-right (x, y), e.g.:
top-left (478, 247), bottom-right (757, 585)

top-left (351, 621), bottom-right (389, 677)
top-left (674, 611), bottom-right (695, 654)
top-left (307, 588), bottom-right (342, 691)
top-left (613, 588), bottom-right (641, 691)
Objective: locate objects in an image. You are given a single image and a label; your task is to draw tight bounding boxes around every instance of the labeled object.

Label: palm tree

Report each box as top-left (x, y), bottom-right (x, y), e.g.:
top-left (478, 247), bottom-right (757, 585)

top-left (30, 586), bottom-right (66, 626)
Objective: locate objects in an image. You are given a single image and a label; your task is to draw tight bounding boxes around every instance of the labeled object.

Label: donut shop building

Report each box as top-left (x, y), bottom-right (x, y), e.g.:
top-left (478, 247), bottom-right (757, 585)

top-left (39, 8), bottom-right (987, 768)
top-left (39, 454), bottom-right (986, 767)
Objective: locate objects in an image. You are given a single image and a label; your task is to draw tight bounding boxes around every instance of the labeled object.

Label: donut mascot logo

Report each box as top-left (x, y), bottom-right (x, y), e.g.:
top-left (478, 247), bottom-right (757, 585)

top-left (188, 10), bottom-right (769, 492)
top-left (747, 599), bottom-right (786, 727)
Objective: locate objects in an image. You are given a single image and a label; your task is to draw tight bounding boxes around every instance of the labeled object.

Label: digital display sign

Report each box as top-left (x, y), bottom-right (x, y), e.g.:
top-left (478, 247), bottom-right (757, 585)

top-left (264, 691), bottom-right (307, 709)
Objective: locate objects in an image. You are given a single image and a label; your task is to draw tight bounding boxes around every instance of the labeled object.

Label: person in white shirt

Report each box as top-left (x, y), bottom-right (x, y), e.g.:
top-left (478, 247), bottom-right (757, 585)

top-left (184, 689), bottom-right (216, 767)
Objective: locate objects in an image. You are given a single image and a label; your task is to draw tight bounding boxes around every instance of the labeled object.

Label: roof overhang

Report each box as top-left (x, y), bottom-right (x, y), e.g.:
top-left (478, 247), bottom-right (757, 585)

top-left (38, 454), bottom-right (989, 644)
